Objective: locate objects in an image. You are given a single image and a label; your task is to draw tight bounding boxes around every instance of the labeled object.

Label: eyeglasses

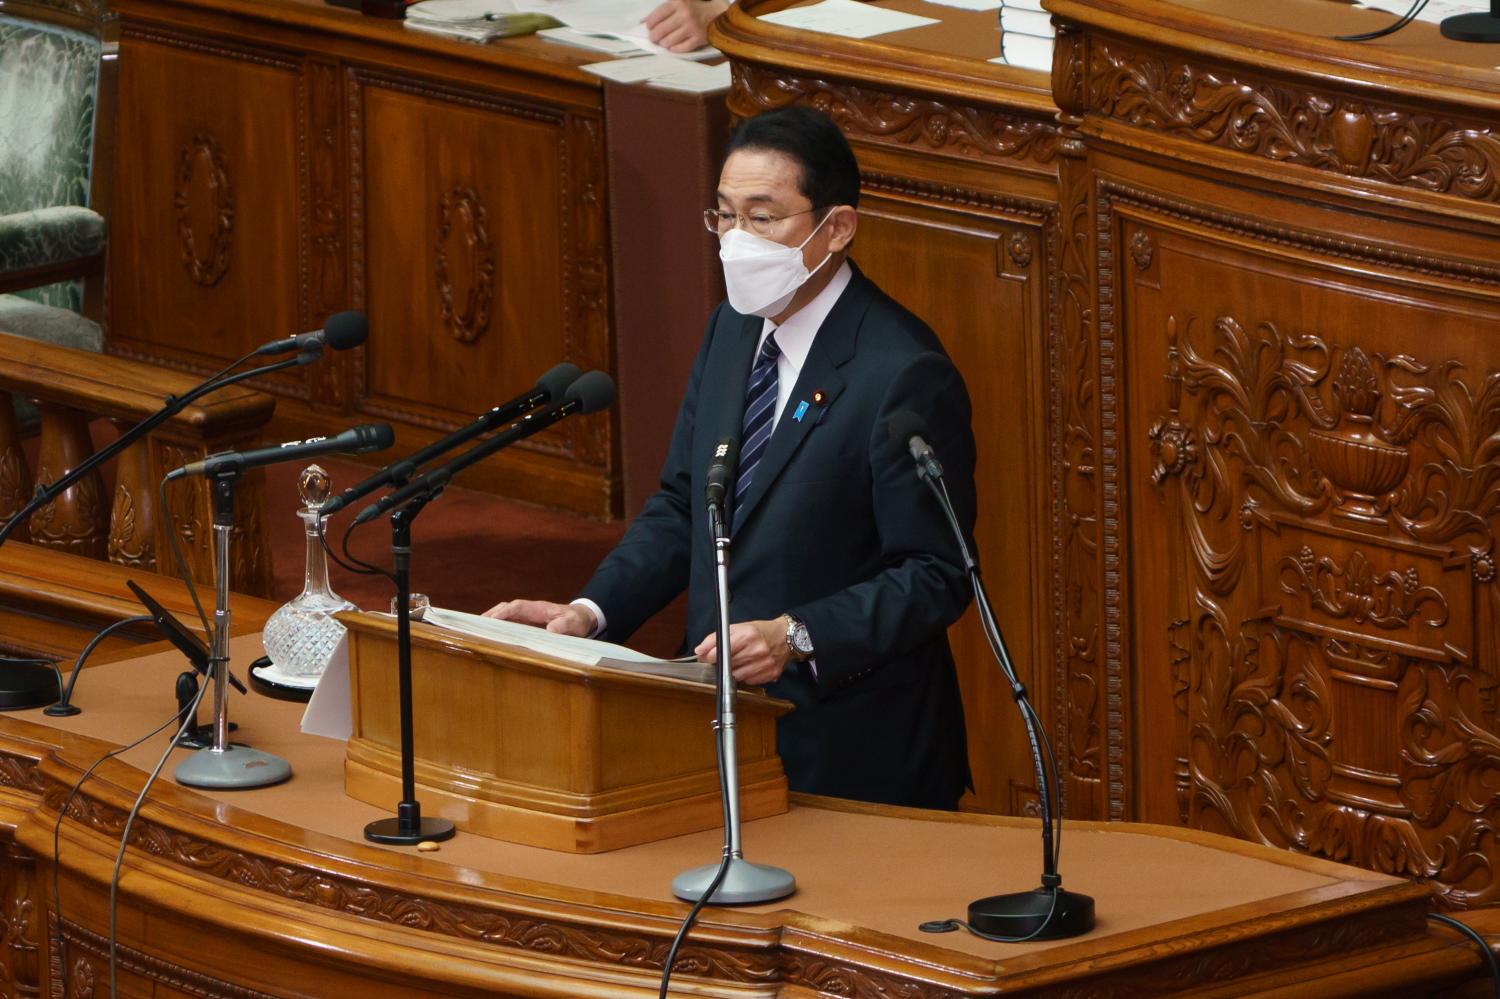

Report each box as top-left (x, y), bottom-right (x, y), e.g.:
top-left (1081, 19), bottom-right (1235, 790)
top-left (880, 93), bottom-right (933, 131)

top-left (703, 207), bottom-right (819, 238)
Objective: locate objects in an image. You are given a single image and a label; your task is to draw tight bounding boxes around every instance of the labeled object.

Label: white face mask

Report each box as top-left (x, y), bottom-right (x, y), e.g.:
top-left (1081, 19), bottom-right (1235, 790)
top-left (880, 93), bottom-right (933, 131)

top-left (718, 211), bottom-right (833, 319)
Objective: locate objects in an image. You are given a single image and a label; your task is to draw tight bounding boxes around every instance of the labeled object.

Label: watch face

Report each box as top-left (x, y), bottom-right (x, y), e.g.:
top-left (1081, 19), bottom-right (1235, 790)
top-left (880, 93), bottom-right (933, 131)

top-left (791, 622), bottom-right (813, 655)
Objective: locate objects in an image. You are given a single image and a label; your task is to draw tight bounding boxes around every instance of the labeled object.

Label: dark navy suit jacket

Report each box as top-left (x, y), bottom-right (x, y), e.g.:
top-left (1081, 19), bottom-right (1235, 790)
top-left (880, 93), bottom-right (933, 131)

top-left (579, 263), bottom-right (976, 809)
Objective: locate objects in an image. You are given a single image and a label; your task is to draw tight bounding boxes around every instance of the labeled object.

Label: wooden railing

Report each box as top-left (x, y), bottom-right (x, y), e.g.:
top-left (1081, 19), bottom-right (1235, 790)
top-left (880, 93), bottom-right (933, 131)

top-left (0, 330), bottom-right (277, 599)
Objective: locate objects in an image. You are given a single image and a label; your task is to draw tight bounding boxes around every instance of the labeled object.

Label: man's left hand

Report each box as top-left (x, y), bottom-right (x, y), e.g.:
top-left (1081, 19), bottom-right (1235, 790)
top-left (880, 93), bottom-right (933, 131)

top-left (643, 0), bottom-right (727, 52)
top-left (695, 616), bottom-right (791, 686)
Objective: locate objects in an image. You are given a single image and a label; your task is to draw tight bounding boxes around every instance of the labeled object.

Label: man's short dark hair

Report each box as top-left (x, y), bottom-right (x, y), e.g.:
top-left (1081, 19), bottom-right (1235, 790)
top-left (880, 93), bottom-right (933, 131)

top-left (725, 106), bottom-right (860, 211)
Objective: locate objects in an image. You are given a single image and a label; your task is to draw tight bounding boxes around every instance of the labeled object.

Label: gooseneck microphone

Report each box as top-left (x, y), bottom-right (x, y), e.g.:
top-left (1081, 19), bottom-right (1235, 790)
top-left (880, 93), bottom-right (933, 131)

top-left (166, 423), bottom-right (395, 481)
top-left (319, 361), bottom-right (580, 518)
top-left (254, 310), bottom-right (369, 357)
top-left (353, 371), bottom-right (615, 525)
top-left (892, 410), bottom-right (1095, 943)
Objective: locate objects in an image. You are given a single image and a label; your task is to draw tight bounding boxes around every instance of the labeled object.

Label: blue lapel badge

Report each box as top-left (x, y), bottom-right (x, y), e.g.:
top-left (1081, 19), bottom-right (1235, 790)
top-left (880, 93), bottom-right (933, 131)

top-left (793, 400), bottom-right (810, 423)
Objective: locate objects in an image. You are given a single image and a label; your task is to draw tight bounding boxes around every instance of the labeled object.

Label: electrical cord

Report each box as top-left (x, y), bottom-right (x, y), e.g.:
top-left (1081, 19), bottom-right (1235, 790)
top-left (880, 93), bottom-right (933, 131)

top-left (919, 888), bottom-right (1061, 943)
top-left (1336, 0), bottom-right (1428, 40)
top-left (107, 677), bottom-right (212, 998)
top-left (48, 615), bottom-right (154, 715)
top-left (157, 475), bottom-right (210, 635)
top-left (1428, 913), bottom-right (1500, 998)
top-left (51, 679), bottom-right (209, 998)
top-left (340, 518), bottom-right (396, 583)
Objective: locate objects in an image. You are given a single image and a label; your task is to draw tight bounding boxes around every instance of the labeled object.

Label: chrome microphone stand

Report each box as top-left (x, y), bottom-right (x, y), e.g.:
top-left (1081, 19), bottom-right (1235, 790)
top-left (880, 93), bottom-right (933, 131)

top-left (174, 471), bottom-right (292, 789)
top-left (671, 485), bottom-right (795, 904)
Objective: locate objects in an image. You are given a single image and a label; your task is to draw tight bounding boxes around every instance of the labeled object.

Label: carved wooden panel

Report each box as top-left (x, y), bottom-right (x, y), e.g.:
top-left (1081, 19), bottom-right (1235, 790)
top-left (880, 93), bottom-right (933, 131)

top-left (0, 843), bottom-right (42, 999)
top-left (0, 399), bottom-right (32, 543)
top-left (1115, 195), bottom-right (1500, 907)
top-left (109, 29), bottom-right (305, 396)
top-left (352, 73), bottom-right (576, 447)
top-left (728, 62), bottom-right (1060, 172)
top-left (1078, 34), bottom-right (1500, 211)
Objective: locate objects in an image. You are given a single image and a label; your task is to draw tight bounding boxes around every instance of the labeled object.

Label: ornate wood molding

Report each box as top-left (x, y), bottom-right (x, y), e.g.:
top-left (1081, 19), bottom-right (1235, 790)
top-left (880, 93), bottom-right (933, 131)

top-left (728, 62), bottom-right (1060, 170)
top-left (1081, 35), bottom-right (1500, 206)
top-left (434, 187), bottom-right (496, 344)
top-left (174, 132), bottom-right (235, 288)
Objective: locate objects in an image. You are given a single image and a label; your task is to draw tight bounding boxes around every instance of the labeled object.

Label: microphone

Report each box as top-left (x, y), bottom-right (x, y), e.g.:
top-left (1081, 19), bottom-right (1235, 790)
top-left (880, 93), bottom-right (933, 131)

top-left (319, 361), bottom-right (581, 518)
top-left (888, 409), bottom-right (944, 480)
top-left (705, 438), bottom-right (738, 510)
top-left (354, 371), bottom-right (614, 525)
top-left (166, 423), bottom-right (394, 480)
top-left (254, 311), bottom-right (369, 357)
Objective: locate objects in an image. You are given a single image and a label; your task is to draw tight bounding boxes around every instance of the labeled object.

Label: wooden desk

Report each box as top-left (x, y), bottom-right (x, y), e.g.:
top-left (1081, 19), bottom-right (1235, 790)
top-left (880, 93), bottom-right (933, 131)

top-left (715, 0), bottom-right (1500, 912)
top-left (0, 637), bottom-right (1486, 996)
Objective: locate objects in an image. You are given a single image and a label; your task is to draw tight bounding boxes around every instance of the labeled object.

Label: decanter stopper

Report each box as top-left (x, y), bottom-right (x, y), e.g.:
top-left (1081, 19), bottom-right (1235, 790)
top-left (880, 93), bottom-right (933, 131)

top-left (262, 464), bottom-right (359, 679)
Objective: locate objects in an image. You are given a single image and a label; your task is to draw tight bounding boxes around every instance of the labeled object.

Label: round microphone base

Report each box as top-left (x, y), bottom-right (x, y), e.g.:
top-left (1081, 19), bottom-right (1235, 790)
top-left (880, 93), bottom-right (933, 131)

top-left (43, 702), bottom-right (82, 717)
top-left (1442, 12), bottom-right (1500, 41)
top-left (174, 745), bottom-right (293, 789)
top-left (364, 801), bottom-right (456, 845)
top-left (0, 663), bottom-right (62, 711)
top-left (672, 857), bottom-right (797, 905)
top-left (968, 886), bottom-right (1095, 940)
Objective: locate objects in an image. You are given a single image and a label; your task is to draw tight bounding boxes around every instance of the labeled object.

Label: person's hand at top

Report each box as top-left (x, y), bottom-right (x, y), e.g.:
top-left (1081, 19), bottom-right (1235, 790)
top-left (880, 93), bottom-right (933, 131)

top-left (483, 599), bottom-right (596, 637)
top-left (644, 0), bottom-right (728, 52)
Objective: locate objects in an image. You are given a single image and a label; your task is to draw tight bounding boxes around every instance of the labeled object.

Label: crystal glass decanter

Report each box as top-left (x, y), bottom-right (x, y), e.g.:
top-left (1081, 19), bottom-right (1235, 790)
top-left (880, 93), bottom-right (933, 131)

top-left (262, 465), bottom-right (358, 678)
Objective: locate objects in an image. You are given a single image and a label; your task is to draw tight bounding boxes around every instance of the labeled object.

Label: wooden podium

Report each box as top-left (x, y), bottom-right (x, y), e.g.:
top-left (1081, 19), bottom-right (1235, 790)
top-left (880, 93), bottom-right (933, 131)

top-left (340, 612), bottom-right (792, 853)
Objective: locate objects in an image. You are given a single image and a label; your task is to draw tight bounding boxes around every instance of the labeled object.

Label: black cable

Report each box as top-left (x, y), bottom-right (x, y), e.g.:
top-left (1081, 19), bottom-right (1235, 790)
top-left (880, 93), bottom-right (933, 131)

top-left (157, 475), bottom-right (210, 635)
top-left (919, 887), bottom-right (1061, 943)
top-left (320, 523), bottom-right (376, 577)
top-left (1428, 913), bottom-right (1500, 998)
top-left (51, 679), bottom-right (209, 998)
top-left (108, 677), bottom-right (211, 998)
top-left (1336, 0), bottom-right (1428, 41)
top-left (49, 615), bottom-right (154, 714)
top-left (657, 720), bottom-right (733, 998)
top-left (341, 518), bottom-right (395, 583)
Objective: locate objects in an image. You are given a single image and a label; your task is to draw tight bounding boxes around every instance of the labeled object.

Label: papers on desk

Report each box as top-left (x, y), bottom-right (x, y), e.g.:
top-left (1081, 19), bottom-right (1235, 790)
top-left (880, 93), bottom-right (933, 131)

top-left (758, 0), bottom-right (938, 39)
top-left (405, 0), bottom-right (561, 42)
top-left (580, 55), bottom-right (730, 91)
top-left (1351, 0), bottom-right (1477, 25)
top-left (515, 0), bottom-right (718, 59)
top-left (423, 607), bottom-right (714, 683)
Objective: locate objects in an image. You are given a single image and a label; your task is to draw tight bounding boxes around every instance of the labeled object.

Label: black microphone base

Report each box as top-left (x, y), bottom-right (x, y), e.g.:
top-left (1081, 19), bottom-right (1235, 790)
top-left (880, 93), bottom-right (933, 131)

top-left (0, 664), bottom-right (62, 711)
top-left (364, 802), bottom-right (456, 845)
top-left (43, 702), bottom-right (82, 717)
top-left (1442, 12), bottom-right (1500, 41)
top-left (968, 886), bottom-right (1095, 940)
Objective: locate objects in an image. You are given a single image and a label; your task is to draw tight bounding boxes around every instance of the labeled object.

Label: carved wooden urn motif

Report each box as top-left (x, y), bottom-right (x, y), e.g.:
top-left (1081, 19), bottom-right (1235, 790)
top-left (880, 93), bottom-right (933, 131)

top-left (1306, 347), bottom-right (1410, 525)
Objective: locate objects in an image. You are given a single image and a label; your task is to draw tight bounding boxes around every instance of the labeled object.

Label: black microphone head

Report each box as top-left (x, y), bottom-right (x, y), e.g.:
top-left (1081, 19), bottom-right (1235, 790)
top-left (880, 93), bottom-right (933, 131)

top-left (323, 311), bottom-right (368, 351)
top-left (709, 438), bottom-right (739, 473)
top-left (354, 422), bottom-right (395, 453)
top-left (564, 371), bottom-right (616, 414)
top-left (705, 437), bottom-right (739, 508)
top-left (888, 409), bottom-right (930, 448)
top-left (535, 362), bottom-right (583, 403)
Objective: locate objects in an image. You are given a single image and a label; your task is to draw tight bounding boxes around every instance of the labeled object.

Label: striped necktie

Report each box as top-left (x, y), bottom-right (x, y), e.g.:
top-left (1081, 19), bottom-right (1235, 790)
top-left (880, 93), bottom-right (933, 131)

top-left (736, 332), bottom-right (781, 509)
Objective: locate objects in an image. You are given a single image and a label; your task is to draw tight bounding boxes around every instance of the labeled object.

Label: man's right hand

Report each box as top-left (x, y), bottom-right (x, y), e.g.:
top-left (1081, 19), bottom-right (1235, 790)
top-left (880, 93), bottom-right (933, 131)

top-left (482, 599), bottom-right (596, 637)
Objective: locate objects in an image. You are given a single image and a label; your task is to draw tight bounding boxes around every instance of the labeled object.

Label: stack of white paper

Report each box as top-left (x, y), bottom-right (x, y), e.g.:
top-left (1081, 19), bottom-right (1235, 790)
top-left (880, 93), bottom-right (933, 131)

top-left (758, 0), bottom-right (939, 39)
top-left (514, 0), bottom-right (718, 58)
top-left (991, 0), bottom-right (1051, 71)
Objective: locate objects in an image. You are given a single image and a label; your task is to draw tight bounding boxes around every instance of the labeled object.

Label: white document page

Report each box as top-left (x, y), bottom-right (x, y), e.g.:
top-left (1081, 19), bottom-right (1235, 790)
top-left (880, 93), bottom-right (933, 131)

top-left (648, 61), bottom-right (732, 92)
top-left (758, 0), bottom-right (939, 38)
top-left (579, 53), bottom-right (704, 83)
top-left (538, 25), bottom-right (649, 54)
top-left (512, 0), bottom-right (657, 33)
top-left (407, 0), bottom-right (518, 19)
top-left (1353, 0), bottom-right (1485, 24)
top-left (422, 606), bottom-right (665, 665)
top-left (300, 633), bottom-right (352, 740)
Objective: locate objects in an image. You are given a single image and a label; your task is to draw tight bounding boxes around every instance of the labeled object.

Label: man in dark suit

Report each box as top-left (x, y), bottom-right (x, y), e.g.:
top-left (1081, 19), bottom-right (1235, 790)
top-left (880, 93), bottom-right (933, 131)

top-left (487, 107), bottom-right (976, 810)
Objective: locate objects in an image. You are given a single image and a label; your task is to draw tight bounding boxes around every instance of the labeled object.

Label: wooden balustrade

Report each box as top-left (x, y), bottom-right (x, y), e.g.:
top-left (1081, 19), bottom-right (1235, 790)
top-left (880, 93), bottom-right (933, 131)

top-left (0, 330), bottom-right (277, 598)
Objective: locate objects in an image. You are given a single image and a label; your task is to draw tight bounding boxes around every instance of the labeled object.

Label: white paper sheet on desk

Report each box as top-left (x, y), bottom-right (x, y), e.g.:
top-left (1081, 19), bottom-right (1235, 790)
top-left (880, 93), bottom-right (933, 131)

top-left (758, 0), bottom-right (938, 38)
top-left (513, 0), bottom-right (657, 34)
top-left (580, 53), bottom-right (704, 83)
top-left (538, 25), bottom-right (649, 55)
top-left (407, 0), bottom-right (518, 19)
top-left (300, 633), bottom-right (352, 741)
top-left (422, 606), bottom-right (664, 665)
top-left (1349, 0), bottom-right (1474, 24)
top-left (648, 61), bottom-right (731, 92)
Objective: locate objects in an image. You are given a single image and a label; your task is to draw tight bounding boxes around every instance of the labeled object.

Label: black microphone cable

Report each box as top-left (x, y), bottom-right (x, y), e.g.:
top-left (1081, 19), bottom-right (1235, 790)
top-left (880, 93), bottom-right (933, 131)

top-left (1335, 0), bottom-right (1428, 40)
top-left (1428, 913), bottom-right (1500, 998)
top-left (51, 673), bottom-right (210, 998)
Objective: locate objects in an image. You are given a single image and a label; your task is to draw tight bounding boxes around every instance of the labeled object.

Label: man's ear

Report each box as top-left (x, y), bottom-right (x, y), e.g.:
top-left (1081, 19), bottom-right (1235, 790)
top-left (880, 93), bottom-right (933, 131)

top-left (826, 205), bottom-right (858, 253)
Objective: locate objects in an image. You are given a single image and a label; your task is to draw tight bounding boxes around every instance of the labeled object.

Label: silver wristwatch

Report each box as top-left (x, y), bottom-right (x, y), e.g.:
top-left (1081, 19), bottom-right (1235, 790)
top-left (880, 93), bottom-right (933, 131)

top-left (785, 614), bottom-right (815, 660)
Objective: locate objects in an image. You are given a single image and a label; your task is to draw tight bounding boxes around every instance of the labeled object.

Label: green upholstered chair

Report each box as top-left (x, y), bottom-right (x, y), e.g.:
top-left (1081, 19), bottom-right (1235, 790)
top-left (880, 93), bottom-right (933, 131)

top-left (0, 0), bottom-right (116, 359)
